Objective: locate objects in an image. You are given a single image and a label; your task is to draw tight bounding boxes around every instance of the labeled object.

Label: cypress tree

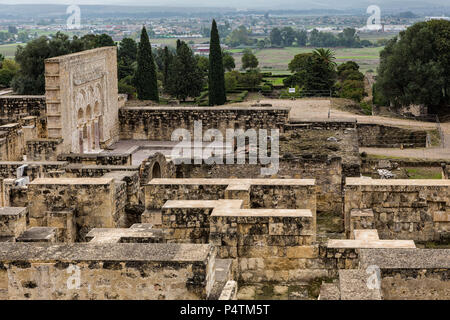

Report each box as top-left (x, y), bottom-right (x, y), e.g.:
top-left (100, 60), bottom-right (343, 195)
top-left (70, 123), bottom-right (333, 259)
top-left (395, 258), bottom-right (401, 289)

top-left (135, 26), bottom-right (159, 101)
top-left (162, 46), bottom-right (173, 92)
top-left (208, 19), bottom-right (226, 106)
top-left (166, 41), bottom-right (203, 101)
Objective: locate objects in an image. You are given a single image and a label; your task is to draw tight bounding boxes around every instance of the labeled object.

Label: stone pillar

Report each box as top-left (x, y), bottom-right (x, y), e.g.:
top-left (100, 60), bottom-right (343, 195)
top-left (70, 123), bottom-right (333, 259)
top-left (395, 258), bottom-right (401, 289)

top-left (78, 128), bottom-right (84, 154)
top-left (98, 115), bottom-right (104, 142)
top-left (86, 121), bottom-right (92, 152)
top-left (94, 120), bottom-right (100, 150)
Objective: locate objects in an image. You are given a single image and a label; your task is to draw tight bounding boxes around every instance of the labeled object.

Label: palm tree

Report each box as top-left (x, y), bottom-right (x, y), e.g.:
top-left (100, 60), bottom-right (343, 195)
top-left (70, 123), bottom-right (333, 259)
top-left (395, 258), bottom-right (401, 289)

top-left (313, 48), bottom-right (337, 69)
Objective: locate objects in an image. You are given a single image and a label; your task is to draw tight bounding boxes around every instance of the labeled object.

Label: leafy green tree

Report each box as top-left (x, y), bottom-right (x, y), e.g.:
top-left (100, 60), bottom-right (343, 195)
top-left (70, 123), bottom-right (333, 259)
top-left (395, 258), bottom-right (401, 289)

top-left (8, 26), bottom-right (18, 34)
top-left (96, 34), bottom-right (115, 47)
top-left (339, 80), bottom-right (365, 102)
top-left (376, 20), bottom-right (450, 113)
top-left (238, 69), bottom-right (263, 90)
top-left (336, 61), bottom-right (366, 102)
top-left (12, 33), bottom-right (80, 94)
top-left (0, 32), bottom-right (12, 44)
top-left (257, 39), bottom-right (266, 49)
top-left (242, 49), bottom-right (258, 70)
top-left (118, 38), bottom-right (137, 80)
top-left (337, 28), bottom-right (360, 47)
top-left (222, 52), bottom-right (235, 71)
top-left (135, 26), bottom-right (159, 101)
top-left (285, 52), bottom-right (336, 93)
top-left (225, 25), bottom-right (252, 47)
top-left (281, 27), bottom-right (297, 46)
top-left (119, 38), bottom-right (137, 63)
top-left (166, 41), bottom-right (204, 101)
top-left (337, 61), bottom-right (364, 82)
top-left (225, 71), bottom-right (239, 92)
top-left (296, 30), bottom-right (308, 46)
top-left (270, 28), bottom-right (282, 46)
top-left (0, 53), bottom-right (4, 67)
top-left (209, 19), bottom-right (226, 106)
top-left (118, 75), bottom-right (136, 98)
top-left (17, 32), bottom-right (29, 43)
top-left (196, 55), bottom-right (209, 78)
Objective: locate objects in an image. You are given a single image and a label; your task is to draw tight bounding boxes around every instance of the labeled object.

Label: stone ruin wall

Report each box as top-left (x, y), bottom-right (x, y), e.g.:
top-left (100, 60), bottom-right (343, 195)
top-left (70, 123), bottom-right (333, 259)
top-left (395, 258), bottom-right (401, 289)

top-left (0, 124), bottom-right (24, 161)
top-left (359, 249), bottom-right (450, 300)
top-left (357, 123), bottom-right (428, 148)
top-left (0, 96), bottom-right (47, 137)
top-left (175, 158), bottom-right (342, 215)
top-left (44, 47), bottom-right (119, 154)
top-left (345, 178), bottom-right (450, 242)
top-left (27, 178), bottom-right (127, 241)
top-left (144, 179), bottom-right (316, 213)
top-left (0, 243), bottom-right (215, 300)
top-left (119, 106), bottom-right (290, 141)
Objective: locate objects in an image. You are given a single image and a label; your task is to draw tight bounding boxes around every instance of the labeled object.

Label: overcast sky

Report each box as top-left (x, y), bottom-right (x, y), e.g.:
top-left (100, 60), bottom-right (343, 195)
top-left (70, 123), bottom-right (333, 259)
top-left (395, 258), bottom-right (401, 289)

top-left (0, 0), bottom-right (447, 9)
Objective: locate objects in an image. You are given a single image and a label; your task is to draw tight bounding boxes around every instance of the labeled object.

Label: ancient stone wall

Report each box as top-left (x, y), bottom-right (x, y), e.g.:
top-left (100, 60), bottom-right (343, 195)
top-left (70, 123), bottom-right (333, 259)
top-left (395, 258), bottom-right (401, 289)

top-left (45, 47), bottom-right (119, 153)
top-left (119, 106), bottom-right (289, 141)
top-left (145, 179), bottom-right (316, 213)
top-left (26, 139), bottom-right (64, 161)
top-left (27, 178), bottom-right (126, 241)
top-left (64, 164), bottom-right (140, 178)
top-left (0, 123), bottom-right (24, 161)
top-left (0, 161), bottom-right (68, 181)
top-left (0, 243), bottom-right (215, 300)
top-left (140, 153), bottom-right (176, 185)
top-left (344, 178), bottom-right (450, 242)
top-left (0, 207), bottom-right (27, 241)
top-left (359, 248), bottom-right (450, 300)
top-left (176, 160), bottom-right (339, 214)
top-left (0, 96), bottom-right (46, 137)
top-left (357, 124), bottom-right (428, 148)
top-left (57, 153), bottom-right (132, 165)
top-left (210, 208), bottom-right (322, 283)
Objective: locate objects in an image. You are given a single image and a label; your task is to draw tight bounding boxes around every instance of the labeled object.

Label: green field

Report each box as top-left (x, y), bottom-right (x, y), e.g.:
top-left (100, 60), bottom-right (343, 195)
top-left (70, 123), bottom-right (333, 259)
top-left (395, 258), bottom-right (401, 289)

top-left (150, 37), bottom-right (209, 47)
top-left (0, 43), bottom-right (20, 58)
top-left (231, 46), bottom-right (383, 74)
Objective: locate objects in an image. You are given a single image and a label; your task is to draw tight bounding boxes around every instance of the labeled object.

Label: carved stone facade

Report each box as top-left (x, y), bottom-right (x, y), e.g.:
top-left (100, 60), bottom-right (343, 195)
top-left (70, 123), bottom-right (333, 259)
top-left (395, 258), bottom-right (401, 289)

top-left (44, 47), bottom-right (119, 154)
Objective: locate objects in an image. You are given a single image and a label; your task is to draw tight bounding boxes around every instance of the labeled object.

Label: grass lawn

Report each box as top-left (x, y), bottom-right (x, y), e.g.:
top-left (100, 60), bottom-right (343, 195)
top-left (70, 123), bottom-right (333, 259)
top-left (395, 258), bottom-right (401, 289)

top-left (263, 77), bottom-right (286, 86)
top-left (150, 37), bottom-right (209, 47)
top-left (232, 46), bottom-right (383, 74)
top-left (0, 43), bottom-right (20, 58)
top-left (403, 167), bottom-right (442, 179)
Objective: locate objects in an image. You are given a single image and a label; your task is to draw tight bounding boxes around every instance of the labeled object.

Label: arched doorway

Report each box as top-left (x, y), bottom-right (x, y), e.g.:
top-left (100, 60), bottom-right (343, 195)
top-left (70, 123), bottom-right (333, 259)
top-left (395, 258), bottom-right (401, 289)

top-left (152, 162), bottom-right (162, 179)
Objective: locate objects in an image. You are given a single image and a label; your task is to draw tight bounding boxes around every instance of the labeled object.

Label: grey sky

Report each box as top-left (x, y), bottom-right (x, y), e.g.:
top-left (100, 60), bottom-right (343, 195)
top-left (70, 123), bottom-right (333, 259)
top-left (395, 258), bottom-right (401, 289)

top-left (0, 0), bottom-right (448, 10)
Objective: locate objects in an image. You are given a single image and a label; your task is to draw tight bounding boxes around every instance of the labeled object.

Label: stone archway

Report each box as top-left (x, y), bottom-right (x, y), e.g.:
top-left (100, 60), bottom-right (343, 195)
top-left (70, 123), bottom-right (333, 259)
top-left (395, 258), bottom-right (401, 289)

top-left (152, 162), bottom-right (162, 179)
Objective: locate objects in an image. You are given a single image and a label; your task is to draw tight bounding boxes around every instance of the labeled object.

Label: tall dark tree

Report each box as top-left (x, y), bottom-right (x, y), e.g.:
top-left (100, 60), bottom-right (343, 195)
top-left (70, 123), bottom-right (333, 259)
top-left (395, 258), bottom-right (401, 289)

top-left (166, 41), bottom-right (203, 101)
top-left (135, 26), bottom-right (159, 101)
top-left (96, 34), bottom-right (116, 47)
top-left (118, 38), bottom-right (137, 80)
top-left (208, 19), bottom-right (226, 106)
top-left (270, 28), bottom-right (282, 46)
top-left (162, 46), bottom-right (173, 91)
